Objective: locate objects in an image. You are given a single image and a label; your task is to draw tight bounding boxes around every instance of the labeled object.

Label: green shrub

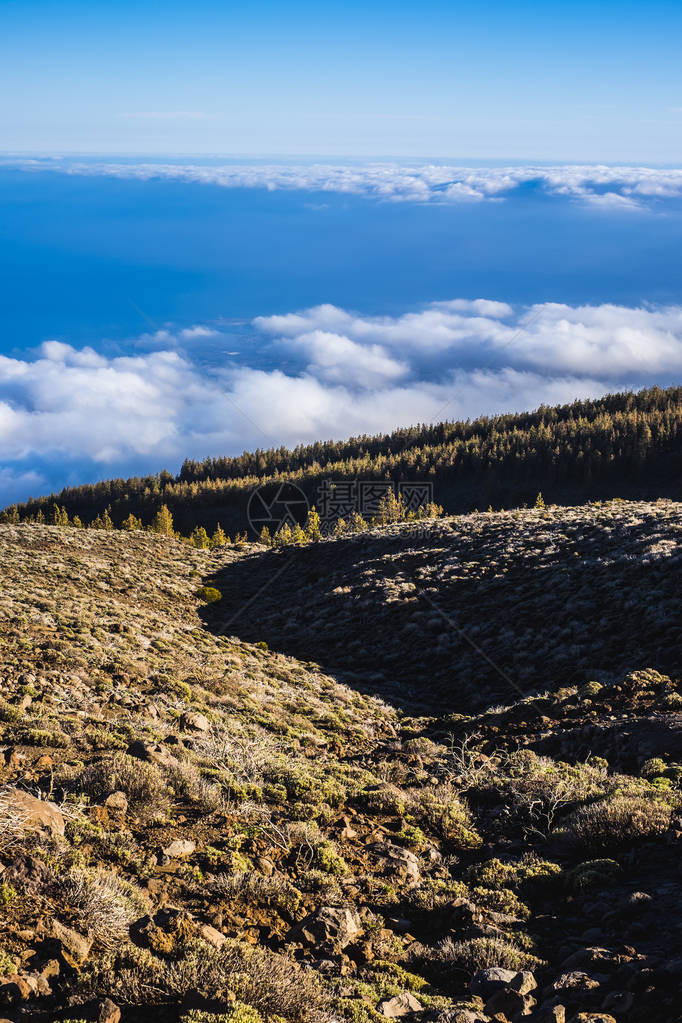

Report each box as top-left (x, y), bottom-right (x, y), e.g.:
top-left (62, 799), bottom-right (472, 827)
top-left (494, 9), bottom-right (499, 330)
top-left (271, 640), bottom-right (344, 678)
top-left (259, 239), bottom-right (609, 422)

top-left (197, 586), bottom-right (222, 604)
top-left (641, 757), bottom-right (666, 778)
top-left (567, 859), bottom-right (621, 891)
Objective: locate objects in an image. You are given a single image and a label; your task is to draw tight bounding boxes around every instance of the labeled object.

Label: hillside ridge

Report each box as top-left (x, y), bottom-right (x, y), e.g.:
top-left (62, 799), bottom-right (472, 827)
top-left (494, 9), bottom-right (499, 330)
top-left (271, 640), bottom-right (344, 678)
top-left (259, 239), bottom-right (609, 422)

top-left (7, 384), bottom-right (682, 535)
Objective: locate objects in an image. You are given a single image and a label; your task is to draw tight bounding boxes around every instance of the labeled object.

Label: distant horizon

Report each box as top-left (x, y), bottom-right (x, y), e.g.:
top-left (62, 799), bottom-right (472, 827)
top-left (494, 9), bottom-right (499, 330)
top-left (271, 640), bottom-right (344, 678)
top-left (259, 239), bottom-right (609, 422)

top-left (4, 152), bottom-right (682, 168)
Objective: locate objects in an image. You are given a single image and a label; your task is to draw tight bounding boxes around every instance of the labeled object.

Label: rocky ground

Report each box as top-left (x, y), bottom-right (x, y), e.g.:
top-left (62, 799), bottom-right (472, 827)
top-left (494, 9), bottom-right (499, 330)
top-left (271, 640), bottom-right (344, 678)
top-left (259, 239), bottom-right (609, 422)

top-left (0, 503), bottom-right (680, 1023)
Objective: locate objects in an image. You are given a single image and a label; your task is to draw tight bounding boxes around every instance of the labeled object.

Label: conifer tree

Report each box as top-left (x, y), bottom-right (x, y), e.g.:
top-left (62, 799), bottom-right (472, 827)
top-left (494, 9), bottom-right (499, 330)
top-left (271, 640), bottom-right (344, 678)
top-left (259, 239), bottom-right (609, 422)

top-left (211, 523), bottom-right (228, 547)
top-left (291, 522), bottom-right (306, 545)
top-left (305, 506), bottom-right (322, 542)
top-left (151, 504), bottom-right (174, 536)
top-left (258, 525), bottom-right (272, 546)
top-left (275, 522), bottom-right (293, 546)
top-left (122, 513), bottom-right (141, 531)
top-left (190, 525), bottom-right (210, 549)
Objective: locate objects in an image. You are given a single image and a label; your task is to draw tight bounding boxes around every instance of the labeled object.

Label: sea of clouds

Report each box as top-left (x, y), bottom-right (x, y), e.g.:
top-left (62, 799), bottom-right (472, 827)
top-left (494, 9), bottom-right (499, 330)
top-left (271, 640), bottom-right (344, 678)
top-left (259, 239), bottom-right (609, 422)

top-left (2, 298), bottom-right (682, 503)
top-left (5, 157), bottom-right (682, 209)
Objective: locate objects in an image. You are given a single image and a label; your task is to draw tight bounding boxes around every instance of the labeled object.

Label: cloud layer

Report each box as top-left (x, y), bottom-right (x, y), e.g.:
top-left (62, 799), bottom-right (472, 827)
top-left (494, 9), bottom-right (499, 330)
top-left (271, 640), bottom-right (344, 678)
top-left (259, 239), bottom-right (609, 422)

top-left (5, 157), bottom-right (682, 208)
top-left (2, 298), bottom-right (682, 504)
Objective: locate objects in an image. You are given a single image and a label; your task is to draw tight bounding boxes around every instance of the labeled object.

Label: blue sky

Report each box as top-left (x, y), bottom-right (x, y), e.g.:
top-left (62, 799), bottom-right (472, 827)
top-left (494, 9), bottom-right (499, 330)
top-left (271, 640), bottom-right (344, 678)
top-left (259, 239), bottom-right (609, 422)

top-left (2, 1), bottom-right (682, 508)
top-left (3, 0), bottom-right (682, 160)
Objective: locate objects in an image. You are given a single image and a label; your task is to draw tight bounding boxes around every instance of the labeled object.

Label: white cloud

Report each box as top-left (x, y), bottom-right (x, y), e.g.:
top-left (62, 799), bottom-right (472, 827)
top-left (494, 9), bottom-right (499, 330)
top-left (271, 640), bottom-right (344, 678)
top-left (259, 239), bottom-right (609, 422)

top-left (5, 158), bottom-right (682, 208)
top-left (2, 298), bottom-right (682, 504)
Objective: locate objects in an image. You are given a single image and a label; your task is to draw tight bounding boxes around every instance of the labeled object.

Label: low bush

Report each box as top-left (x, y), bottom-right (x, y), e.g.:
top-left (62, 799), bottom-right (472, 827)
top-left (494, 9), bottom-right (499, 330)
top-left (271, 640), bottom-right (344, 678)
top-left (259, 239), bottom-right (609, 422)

top-left (563, 794), bottom-right (672, 852)
top-left (79, 753), bottom-right (168, 812)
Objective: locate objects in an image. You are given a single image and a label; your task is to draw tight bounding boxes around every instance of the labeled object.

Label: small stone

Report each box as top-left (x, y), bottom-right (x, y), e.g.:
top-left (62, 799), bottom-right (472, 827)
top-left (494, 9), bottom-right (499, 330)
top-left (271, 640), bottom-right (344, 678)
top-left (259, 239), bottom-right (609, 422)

top-left (51, 920), bottom-right (92, 966)
top-left (98, 997), bottom-right (121, 1023)
top-left (199, 923), bottom-right (226, 948)
top-left (179, 711), bottom-right (210, 732)
top-left (377, 991), bottom-right (423, 1017)
top-left (105, 791), bottom-right (128, 813)
top-left (0, 976), bottom-right (32, 1005)
top-left (297, 906), bottom-right (363, 950)
top-left (163, 839), bottom-right (196, 858)
top-left (471, 967), bottom-right (536, 998)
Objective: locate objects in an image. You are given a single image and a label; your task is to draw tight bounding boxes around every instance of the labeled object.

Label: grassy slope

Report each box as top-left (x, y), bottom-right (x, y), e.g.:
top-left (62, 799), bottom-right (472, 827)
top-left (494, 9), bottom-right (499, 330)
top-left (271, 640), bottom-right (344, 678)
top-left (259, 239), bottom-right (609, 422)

top-left (0, 509), bottom-right (680, 1023)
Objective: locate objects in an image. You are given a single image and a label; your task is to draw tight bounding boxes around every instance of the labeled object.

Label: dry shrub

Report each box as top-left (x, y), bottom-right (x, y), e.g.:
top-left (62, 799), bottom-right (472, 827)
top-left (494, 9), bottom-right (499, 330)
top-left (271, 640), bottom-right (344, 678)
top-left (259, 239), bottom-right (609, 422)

top-left (166, 760), bottom-right (227, 813)
top-left (437, 935), bottom-right (540, 976)
top-left (563, 794), bottom-right (672, 852)
top-left (102, 940), bottom-right (331, 1022)
top-left (209, 872), bottom-right (301, 915)
top-left (58, 867), bottom-right (148, 947)
top-left (0, 788), bottom-right (30, 846)
top-left (79, 753), bottom-right (168, 811)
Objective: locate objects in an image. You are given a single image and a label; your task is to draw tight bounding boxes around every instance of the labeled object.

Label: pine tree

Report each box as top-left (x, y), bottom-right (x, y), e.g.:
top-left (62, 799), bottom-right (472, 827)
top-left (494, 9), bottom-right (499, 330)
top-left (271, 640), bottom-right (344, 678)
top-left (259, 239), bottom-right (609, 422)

top-left (534, 492), bottom-right (546, 510)
top-left (49, 504), bottom-right (69, 527)
top-left (101, 507), bottom-right (114, 531)
top-left (291, 522), bottom-right (306, 545)
top-left (211, 523), bottom-right (228, 547)
top-left (305, 506), bottom-right (322, 542)
top-left (258, 525), bottom-right (272, 547)
top-left (274, 523), bottom-right (293, 546)
top-left (347, 510), bottom-right (367, 533)
top-left (151, 504), bottom-right (174, 536)
top-left (122, 513), bottom-right (141, 531)
top-left (72, 515), bottom-right (84, 528)
top-left (190, 526), bottom-right (210, 549)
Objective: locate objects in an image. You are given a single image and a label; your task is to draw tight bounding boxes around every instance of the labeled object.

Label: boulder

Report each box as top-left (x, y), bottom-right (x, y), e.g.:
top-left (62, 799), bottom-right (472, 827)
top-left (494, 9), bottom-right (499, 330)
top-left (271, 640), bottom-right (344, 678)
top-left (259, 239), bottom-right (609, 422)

top-left (0, 976), bottom-right (32, 1005)
top-left (485, 986), bottom-right (536, 1017)
top-left (0, 788), bottom-right (65, 838)
top-left (535, 1005), bottom-right (566, 1023)
top-left (127, 740), bottom-right (177, 766)
top-left (568, 1015), bottom-right (616, 1023)
top-left (552, 972), bottom-right (601, 998)
top-left (601, 990), bottom-right (633, 1014)
top-left (377, 991), bottom-right (423, 1017)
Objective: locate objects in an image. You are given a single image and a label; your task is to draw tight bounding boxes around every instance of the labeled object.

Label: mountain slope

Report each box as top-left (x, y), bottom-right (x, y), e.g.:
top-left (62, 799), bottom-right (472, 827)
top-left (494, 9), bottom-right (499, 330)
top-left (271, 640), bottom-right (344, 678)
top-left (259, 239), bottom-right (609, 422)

top-left (203, 499), bottom-right (682, 712)
top-left (0, 512), bottom-right (680, 1023)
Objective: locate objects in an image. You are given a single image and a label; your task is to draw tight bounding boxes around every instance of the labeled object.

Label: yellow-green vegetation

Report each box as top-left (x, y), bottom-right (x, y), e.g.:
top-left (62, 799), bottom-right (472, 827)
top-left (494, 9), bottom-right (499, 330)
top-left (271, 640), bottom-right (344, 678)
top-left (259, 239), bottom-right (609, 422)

top-left (0, 506), bottom-right (680, 1022)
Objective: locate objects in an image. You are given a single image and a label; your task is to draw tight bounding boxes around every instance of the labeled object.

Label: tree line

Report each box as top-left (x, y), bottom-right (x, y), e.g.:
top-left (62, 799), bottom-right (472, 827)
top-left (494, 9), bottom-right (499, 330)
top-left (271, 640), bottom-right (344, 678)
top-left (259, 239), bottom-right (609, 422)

top-left (4, 384), bottom-right (682, 535)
